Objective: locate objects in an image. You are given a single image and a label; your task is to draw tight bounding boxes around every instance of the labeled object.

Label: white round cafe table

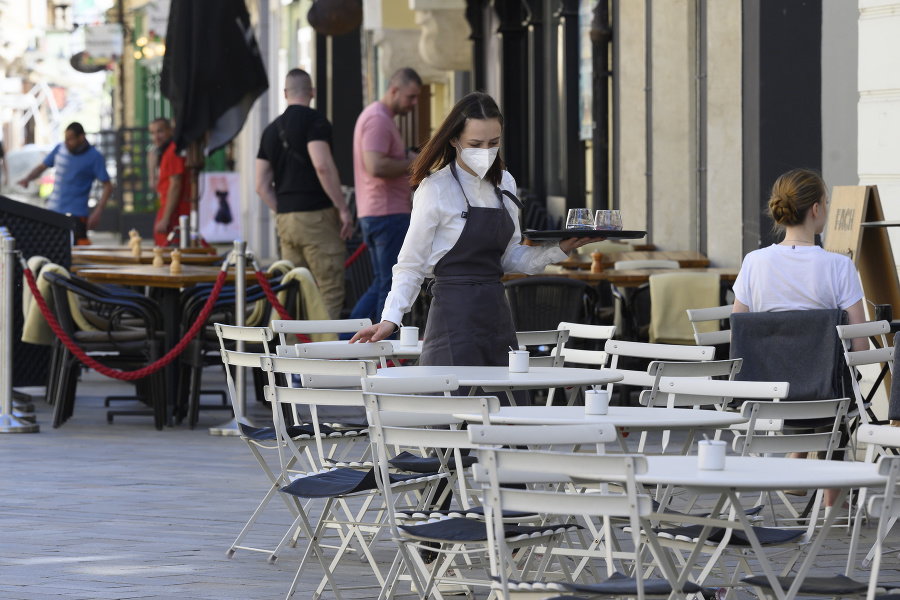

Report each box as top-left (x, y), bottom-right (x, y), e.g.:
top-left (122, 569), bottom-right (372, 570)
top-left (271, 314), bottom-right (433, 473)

top-left (369, 365), bottom-right (621, 389)
top-left (632, 455), bottom-right (882, 490)
top-left (570, 456), bottom-right (885, 600)
top-left (452, 405), bottom-right (746, 430)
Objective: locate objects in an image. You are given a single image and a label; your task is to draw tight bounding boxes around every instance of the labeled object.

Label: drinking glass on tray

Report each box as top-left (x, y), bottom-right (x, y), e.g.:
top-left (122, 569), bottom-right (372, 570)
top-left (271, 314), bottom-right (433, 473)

top-left (566, 208), bottom-right (595, 230)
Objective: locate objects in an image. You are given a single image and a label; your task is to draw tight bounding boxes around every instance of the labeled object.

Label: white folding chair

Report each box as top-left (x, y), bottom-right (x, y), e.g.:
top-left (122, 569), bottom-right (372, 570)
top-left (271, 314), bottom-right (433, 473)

top-left (271, 317), bottom-right (372, 345)
top-left (847, 454), bottom-right (900, 599)
top-left (263, 357), bottom-right (454, 600)
top-left (735, 396), bottom-right (849, 527)
top-left (686, 304), bottom-right (734, 347)
top-left (636, 359), bottom-right (743, 453)
top-left (837, 320), bottom-right (891, 437)
top-left (602, 339), bottom-right (716, 407)
top-left (217, 324), bottom-right (362, 560)
top-left (641, 359), bottom-right (743, 408)
top-left (469, 425), bottom-right (703, 600)
top-left (515, 329), bottom-right (570, 368)
top-left (557, 322), bottom-right (617, 368)
top-left (365, 391), bottom-right (504, 599)
top-left (848, 425), bottom-right (900, 574)
top-left (538, 322), bottom-right (616, 405)
top-left (216, 323), bottom-right (310, 561)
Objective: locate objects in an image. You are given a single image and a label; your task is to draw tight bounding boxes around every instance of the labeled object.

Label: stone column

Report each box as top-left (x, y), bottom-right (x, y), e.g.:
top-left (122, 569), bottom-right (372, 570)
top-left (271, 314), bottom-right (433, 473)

top-left (650, 0), bottom-right (696, 251)
top-left (615, 0), bottom-right (647, 234)
top-left (705, 0), bottom-right (742, 267)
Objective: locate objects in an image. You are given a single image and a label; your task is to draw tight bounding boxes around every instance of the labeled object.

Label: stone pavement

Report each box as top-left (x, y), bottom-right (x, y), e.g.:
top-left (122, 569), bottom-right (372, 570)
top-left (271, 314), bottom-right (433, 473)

top-left (2, 369), bottom-right (899, 600)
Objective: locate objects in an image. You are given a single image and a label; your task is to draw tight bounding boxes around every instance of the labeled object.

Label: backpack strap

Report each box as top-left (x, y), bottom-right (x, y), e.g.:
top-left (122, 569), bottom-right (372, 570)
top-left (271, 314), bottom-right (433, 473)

top-left (276, 115), bottom-right (309, 166)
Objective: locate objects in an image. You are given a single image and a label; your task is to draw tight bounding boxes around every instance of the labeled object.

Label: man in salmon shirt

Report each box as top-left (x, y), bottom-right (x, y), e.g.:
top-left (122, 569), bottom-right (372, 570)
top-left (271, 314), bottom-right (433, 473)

top-left (149, 117), bottom-right (191, 247)
top-left (348, 67), bottom-right (421, 323)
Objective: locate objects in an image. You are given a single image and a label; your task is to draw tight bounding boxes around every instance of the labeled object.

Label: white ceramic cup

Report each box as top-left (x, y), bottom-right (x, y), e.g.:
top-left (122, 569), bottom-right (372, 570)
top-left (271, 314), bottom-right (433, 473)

top-left (399, 326), bottom-right (419, 347)
top-left (508, 350), bottom-right (530, 373)
top-left (584, 389), bottom-right (609, 415)
top-left (697, 440), bottom-right (727, 471)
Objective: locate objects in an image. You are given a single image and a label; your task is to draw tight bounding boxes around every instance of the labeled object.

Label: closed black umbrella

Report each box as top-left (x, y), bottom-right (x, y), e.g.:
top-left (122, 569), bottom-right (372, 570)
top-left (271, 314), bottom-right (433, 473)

top-left (160, 0), bottom-right (267, 245)
top-left (161, 0), bottom-right (268, 153)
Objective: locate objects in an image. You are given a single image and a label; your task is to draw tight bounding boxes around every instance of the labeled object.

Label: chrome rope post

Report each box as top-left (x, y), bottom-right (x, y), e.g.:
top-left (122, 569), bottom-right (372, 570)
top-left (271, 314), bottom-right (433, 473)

top-left (178, 215), bottom-right (189, 250)
top-left (0, 228), bottom-right (39, 433)
top-left (210, 239), bottom-right (249, 436)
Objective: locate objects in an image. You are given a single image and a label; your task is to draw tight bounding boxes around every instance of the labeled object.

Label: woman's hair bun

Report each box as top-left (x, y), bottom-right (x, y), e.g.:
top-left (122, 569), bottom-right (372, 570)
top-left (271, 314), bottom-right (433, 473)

top-left (768, 193), bottom-right (799, 225)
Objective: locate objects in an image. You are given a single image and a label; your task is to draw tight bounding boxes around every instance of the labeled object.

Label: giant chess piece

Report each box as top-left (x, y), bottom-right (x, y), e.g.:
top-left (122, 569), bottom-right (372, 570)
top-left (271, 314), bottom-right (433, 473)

top-left (128, 229), bottom-right (143, 257)
top-left (170, 248), bottom-right (182, 274)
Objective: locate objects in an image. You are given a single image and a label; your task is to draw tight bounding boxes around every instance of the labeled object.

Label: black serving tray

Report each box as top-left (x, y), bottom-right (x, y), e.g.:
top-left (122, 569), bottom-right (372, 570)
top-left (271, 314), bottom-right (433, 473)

top-left (523, 229), bottom-right (648, 241)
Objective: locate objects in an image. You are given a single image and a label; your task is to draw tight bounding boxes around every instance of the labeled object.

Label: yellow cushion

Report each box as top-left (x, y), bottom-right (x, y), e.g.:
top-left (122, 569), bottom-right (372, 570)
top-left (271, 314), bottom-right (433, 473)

top-left (21, 263), bottom-right (100, 346)
top-left (649, 272), bottom-right (720, 345)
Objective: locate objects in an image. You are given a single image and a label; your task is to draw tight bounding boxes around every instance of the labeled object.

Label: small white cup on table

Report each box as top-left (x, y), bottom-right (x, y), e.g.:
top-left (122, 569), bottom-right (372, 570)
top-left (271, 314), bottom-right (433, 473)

top-left (697, 439), bottom-right (727, 471)
top-left (508, 350), bottom-right (529, 373)
top-left (399, 326), bottom-right (419, 347)
top-left (584, 389), bottom-right (609, 415)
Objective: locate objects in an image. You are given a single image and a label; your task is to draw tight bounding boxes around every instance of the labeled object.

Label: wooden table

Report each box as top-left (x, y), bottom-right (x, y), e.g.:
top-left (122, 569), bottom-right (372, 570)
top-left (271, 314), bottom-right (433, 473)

top-left (73, 245), bottom-right (216, 254)
top-left (72, 249), bottom-right (221, 266)
top-left (502, 267), bottom-right (739, 287)
top-left (78, 265), bottom-right (265, 424)
top-left (559, 250), bottom-right (710, 270)
top-left (76, 264), bottom-right (259, 288)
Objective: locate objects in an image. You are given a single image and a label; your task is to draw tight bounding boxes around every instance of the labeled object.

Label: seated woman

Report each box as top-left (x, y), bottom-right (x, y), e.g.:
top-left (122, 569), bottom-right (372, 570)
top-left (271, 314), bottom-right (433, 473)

top-left (732, 168), bottom-right (866, 511)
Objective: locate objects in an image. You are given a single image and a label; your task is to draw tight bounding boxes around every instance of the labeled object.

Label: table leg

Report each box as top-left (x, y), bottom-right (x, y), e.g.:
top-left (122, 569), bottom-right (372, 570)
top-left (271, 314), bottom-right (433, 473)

top-left (159, 289), bottom-right (181, 427)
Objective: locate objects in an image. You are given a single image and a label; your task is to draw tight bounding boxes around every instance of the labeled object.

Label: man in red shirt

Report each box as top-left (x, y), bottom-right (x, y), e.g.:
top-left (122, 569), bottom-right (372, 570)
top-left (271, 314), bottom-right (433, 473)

top-left (149, 117), bottom-right (191, 246)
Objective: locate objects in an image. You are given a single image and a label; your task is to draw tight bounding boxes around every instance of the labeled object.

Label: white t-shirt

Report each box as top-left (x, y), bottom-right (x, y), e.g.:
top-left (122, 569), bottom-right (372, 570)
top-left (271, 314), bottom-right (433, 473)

top-left (732, 244), bottom-right (863, 312)
top-left (381, 164), bottom-right (568, 326)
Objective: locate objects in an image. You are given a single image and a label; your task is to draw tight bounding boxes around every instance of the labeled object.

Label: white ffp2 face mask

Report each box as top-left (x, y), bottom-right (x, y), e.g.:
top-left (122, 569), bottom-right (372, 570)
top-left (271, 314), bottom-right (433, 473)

top-left (457, 146), bottom-right (499, 179)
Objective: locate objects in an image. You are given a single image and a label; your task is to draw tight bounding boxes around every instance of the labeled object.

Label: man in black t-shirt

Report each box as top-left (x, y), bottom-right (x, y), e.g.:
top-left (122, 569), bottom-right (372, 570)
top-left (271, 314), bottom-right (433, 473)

top-left (256, 69), bottom-right (353, 319)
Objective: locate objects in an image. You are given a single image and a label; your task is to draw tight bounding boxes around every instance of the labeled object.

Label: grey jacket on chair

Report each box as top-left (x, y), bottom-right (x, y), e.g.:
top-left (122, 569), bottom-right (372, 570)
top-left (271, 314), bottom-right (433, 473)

top-left (730, 309), bottom-right (848, 401)
top-left (889, 334), bottom-right (900, 420)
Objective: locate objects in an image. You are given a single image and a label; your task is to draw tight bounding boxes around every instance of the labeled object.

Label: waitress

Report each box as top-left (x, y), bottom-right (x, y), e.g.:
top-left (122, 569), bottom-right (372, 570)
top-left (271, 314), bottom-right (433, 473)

top-left (351, 92), bottom-right (599, 366)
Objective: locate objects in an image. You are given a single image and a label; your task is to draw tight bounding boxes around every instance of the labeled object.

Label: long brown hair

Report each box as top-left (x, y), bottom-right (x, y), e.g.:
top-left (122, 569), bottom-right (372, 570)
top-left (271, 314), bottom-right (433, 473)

top-left (767, 168), bottom-right (826, 230)
top-left (410, 92), bottom-right (505, 187)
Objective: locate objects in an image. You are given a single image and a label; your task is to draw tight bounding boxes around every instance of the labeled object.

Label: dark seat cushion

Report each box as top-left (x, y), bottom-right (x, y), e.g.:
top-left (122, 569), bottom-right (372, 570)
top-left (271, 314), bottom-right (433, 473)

top-left (238, 422), bottom-right (337, 441)
top-left (389, 451), bottom-right (477, 473)
top-left (741, 574), bottom-right (867, 595)
top-left (399, 517), bottom-right (581, 543)
top-left (651, 524), bottom-right (804, 547)
top-left (281, 467), bottom-right (428, 499)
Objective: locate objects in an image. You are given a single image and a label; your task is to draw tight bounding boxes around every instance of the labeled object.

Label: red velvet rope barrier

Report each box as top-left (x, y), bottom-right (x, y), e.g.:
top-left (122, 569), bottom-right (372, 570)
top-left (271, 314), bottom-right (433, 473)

top-left (22, 268), bottom-right (229, 381)
top-left (345, 242), bottom-right (367, 269)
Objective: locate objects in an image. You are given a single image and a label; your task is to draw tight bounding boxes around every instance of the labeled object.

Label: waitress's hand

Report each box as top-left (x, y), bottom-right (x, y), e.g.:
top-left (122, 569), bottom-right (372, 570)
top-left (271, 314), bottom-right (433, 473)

top-left (350, 321), bottom-right (397, 343)
top-left (559, 236), bottom-right (606, 254)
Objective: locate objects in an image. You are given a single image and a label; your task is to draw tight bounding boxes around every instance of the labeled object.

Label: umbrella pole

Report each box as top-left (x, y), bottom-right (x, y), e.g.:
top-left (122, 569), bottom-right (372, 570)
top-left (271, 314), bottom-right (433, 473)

top-left (186, 140), bottom-right (204, 247)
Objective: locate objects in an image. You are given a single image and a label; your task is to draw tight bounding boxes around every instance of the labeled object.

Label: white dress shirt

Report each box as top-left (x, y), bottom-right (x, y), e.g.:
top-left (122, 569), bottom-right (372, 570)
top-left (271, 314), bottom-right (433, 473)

top-left (381, 163), bottom-right (569, 326)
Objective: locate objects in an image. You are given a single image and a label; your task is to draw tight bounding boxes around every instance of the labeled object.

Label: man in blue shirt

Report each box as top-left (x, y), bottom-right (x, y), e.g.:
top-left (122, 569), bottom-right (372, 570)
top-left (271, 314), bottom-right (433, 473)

top-left (18, 122), bottom-right (112, 244)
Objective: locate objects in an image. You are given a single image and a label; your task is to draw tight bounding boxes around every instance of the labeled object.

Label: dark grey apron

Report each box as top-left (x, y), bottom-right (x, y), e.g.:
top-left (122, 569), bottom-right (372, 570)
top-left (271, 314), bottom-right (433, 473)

top-left (418, 163), bottom-right (523, 368)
